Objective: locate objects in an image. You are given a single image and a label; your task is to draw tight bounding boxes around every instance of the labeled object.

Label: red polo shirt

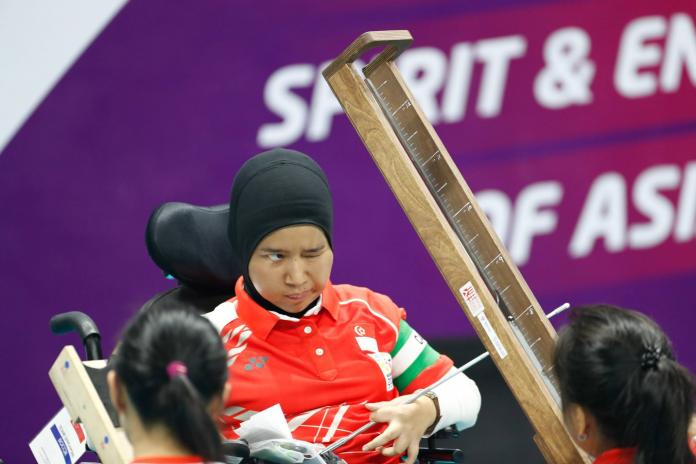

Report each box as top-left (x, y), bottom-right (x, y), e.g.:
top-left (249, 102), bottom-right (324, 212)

top-left (204, 278), bottom-right (452, 464)
top-left (593, 448), bottom-right (636, 464)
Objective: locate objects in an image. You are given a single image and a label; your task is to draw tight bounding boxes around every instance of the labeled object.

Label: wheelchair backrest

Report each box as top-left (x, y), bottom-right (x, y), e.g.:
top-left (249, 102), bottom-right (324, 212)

top-left (146, 202), bottom-right (241, 310)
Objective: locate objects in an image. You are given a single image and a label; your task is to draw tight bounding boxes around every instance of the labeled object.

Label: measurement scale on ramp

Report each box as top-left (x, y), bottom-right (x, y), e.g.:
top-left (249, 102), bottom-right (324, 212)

top-left (365, 63), bottom-right (561, 404)
top-left (323, 30), bottom-right (588, 463)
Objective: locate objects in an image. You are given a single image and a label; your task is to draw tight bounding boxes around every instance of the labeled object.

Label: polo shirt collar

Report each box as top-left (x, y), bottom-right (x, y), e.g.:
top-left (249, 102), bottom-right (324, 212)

top-left (234, 277), bottom-right (340, 340)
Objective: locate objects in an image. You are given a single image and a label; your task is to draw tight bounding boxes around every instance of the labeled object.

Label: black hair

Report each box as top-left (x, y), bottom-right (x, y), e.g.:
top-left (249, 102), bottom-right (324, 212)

top-left (113, 292), bottom-right (228, 461)
top-left (554, 304), bottom-right (695, 464)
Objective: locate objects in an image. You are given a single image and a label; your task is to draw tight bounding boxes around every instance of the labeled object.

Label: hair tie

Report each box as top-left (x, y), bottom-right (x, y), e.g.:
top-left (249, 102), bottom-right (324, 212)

top-left (640, 345), bottom-right (663, 370)
top-left (166, 360), bottom-right (188, 379)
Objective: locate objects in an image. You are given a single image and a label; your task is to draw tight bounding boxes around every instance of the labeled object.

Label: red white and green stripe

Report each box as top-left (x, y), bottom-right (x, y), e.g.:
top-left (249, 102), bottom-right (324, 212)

top-left (390, 320), bottom-right (442, 391)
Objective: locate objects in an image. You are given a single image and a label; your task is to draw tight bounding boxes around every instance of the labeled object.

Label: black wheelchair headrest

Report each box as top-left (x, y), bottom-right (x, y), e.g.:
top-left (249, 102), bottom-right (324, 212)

top-left (146, 202), bottom-right (242, 294)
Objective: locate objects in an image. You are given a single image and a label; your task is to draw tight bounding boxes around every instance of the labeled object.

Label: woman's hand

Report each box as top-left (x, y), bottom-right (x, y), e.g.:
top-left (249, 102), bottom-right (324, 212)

top-left (362, 394), bottom-right (437, 464)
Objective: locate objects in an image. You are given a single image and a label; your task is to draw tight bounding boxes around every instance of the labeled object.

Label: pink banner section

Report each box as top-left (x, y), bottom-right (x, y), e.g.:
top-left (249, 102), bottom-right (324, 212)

top-left (255, 1), bottom-right (696, 156)
top-left (469, 133), bottom-right (696, 293)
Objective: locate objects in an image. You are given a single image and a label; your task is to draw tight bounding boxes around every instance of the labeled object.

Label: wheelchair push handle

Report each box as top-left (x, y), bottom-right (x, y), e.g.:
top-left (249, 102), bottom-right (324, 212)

top-left (50, 311), bottom-right (103, 360)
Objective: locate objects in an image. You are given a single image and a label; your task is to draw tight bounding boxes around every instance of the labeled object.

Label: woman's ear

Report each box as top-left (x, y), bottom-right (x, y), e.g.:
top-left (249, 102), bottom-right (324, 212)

top-left (565, 403), bottom-right (589, 439)
top-left (564, 403), bottom-right (593, 450)
top-left (565, 403), bottom-right (605, 457)
top-left (222, 381), bottom-right (231, 405)
top-left (107, 369), bottom-right (127, 414)
top-left (208, 382), bottom-right (231, 417)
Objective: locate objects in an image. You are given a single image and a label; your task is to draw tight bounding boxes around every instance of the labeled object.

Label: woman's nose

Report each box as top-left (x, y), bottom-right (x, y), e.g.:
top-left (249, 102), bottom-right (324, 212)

top-left (285, 258), bottom-right (307, 285)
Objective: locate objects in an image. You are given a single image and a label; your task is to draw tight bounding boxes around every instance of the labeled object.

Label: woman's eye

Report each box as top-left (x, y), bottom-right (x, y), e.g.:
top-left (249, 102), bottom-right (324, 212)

top-left (267, 253), bottom-right (283, 262)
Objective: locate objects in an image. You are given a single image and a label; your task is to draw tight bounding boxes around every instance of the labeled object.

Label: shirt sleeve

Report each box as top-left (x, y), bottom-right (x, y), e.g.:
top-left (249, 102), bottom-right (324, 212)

top-left (389, 319), bottom-right (452, 392)
top-left (389, 320), bottom-right (481, 434)
top-left (429, 366), bottom-right (481, 433)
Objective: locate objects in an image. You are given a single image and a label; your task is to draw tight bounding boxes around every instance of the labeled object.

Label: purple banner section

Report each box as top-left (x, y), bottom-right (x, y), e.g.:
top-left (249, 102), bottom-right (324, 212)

top-left (1, 1), bottom-right (695, 461)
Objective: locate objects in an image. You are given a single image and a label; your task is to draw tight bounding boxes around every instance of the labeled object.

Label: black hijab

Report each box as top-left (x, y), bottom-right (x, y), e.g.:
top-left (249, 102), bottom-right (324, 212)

top-left (228, 148), bottom-right (333, 315)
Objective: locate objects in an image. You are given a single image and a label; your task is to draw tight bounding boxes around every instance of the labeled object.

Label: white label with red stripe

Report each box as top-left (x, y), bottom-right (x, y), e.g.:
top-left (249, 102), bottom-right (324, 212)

top-left (459, 282), bottom-right (485, 317)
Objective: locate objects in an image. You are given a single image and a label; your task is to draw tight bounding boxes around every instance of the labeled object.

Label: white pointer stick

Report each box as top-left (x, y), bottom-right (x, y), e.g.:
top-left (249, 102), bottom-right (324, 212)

top-left (321, 302), bottom-right (572, 455)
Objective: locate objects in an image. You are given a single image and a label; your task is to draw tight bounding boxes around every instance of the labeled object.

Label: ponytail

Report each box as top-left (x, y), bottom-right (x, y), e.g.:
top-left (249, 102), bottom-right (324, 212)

top-left (158, 363), bottom-right (224, 461)
top-left (113, 294), bottom-right (228, 462)
top-left (554, 305), bottom-right (696, 464)
top-left (633, 360), bottom-right (695, 464)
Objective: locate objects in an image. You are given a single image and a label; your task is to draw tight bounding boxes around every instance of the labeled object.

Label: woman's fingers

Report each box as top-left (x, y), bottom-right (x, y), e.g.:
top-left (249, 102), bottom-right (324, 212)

top-left (364, 401), bottom-right (388, 411)
top-left (362, 395), bottom-right (426, 459)
top-left (362, 423), bottom-right (399, 451)
top-left (369, 402), bottom-right (406, 423)
top-left (403, 440), bottom-right (420, 464)
top-left (374, 435), bottom-right (418, 459)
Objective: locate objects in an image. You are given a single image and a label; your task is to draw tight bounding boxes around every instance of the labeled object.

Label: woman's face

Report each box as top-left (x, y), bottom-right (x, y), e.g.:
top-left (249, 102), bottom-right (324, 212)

top-left (248, 224), bottom-right (333, 313)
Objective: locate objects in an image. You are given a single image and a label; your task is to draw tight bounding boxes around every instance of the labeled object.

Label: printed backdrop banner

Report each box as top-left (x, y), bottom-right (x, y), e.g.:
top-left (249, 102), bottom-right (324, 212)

top-left (1, 0), bottom-right (695, 460)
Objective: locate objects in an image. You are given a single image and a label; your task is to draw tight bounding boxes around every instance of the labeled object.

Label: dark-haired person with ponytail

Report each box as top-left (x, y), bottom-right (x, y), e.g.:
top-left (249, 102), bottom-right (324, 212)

top-left (107, 299), bottom-right (229, 464)
top-left (203, 148), bottom-right (481, 464)
top-left (553, 304), bottom-right (696, 464)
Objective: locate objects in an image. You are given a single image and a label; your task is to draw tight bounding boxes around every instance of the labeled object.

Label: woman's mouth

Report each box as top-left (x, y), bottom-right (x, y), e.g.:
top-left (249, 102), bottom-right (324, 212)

top-left (285, 290), bottom-right (311, 301)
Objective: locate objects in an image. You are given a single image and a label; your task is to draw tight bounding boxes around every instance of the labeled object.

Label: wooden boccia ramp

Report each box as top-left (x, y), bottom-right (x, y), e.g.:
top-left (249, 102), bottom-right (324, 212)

top-left (49, 345), bottom-right (132, 464)
top-left (323, 30), bottom-right (590, 464)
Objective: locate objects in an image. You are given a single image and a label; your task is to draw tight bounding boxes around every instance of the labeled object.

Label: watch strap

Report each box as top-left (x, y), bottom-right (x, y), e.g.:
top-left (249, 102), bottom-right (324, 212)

top-left (422, 391), bottom-right (441, 435)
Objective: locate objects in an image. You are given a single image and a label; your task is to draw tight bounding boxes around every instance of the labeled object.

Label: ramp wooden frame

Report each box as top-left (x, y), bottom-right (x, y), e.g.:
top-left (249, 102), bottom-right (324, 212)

top-left (323, 30), bottom-right (589, 463)
top-left (49, 345), bottom-right (132, 464)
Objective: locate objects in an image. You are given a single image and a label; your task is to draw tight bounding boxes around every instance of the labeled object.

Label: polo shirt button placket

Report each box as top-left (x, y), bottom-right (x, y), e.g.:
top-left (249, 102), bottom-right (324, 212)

top-left (299, 322), bottom-right (336, 380)
top-left (313, 344), bottom-right (336, 380)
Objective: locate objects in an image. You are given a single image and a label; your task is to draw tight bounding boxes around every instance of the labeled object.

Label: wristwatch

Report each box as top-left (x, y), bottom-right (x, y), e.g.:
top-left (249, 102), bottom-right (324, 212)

top-left (422, 391), bottom-right (441, 435)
